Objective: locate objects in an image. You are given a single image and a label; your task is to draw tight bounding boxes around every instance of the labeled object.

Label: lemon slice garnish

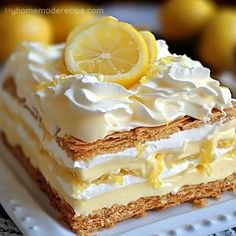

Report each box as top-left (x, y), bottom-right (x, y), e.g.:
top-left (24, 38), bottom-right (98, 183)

top-left (65, 18), bottom-right (149, 88)
top-left (140, 31), bottom-right (157, 66)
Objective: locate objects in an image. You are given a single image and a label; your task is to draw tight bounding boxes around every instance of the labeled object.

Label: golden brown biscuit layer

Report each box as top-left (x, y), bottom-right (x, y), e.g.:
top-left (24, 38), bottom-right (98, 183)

top-left (57, 105), bottom-right (236, 160)
top-left (2, 133), bottom-right (236, 234)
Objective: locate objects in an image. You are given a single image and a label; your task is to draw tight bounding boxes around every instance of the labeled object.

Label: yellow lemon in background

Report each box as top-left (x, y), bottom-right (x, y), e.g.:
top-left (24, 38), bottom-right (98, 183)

top-left (49, 2), bottom-right (97, 43)
top-left (198, 9), bottom-right (236, 72)
top-left (160, 0), bottom-right (216, 41)
top-left (0, 11), bottom-right (53, 63)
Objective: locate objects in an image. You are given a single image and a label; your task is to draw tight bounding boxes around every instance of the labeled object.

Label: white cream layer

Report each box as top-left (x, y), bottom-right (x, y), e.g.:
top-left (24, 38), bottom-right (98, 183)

top-left (1, 88), bottom-right (235, 183)
top-left (2, 108), bottom-right (236, 216)
top-left (0, 40), bottom-right (232, 142)
top-left (0, 102), bottom-right (196, 199)
top-left (58, 147), bottom-right (231, 200)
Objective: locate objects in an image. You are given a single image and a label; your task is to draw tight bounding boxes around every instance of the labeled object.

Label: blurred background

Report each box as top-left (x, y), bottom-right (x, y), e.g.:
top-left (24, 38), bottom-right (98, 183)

top-left (0, 0), bottom-right (235, 94)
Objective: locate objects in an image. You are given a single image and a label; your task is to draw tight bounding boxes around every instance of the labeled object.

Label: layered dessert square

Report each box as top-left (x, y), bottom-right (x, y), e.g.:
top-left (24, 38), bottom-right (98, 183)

top-left (0, 17), bottom-right (236, 234)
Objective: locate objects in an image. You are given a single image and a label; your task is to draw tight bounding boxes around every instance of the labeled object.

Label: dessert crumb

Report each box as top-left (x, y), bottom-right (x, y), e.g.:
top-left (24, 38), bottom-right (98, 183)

top-left (193, 198), bottom-right (208, 208)
top-left (212, 194), bottom-right (221, 200)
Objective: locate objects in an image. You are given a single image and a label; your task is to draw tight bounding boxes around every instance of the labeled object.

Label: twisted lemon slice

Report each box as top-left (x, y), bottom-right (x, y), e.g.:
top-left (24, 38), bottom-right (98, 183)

top-left (140, 31), bottom-right (157, 66)
top-left (65, 17), bottom-right (150, 88)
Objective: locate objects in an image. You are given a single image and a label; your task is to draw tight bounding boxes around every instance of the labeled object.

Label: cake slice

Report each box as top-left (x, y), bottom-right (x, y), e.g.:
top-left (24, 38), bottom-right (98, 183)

top-left (0, 17), bottom-right (236, 234)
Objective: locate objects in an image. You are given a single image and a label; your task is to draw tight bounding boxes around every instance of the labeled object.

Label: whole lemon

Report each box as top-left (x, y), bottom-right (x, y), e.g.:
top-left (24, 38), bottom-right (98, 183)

top-left (0, 11), bottom-right (53, 63)
top-left (49, 2), bottom-right (97, 43)
top-left (198, 9), bottom-right (236, 72)
top-left (160, 0), bottom-right (216, 41)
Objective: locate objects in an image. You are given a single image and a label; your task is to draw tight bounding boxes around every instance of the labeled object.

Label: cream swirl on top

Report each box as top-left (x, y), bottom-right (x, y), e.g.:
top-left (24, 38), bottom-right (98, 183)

top-left (0, 40), bottom-right (232, 142)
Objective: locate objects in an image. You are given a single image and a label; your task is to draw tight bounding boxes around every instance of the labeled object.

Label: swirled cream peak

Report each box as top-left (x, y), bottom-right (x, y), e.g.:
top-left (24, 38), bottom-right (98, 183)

top-left (1, 40), bottom-right (232, 142)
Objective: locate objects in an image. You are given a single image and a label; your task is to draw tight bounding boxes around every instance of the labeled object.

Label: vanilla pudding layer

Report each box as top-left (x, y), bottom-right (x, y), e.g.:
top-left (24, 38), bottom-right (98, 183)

top-left (1, 91), bottom-right (236, 216)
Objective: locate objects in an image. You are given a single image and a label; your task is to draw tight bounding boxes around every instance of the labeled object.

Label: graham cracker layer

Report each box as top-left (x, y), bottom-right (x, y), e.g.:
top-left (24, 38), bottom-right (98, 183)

top-left (1, 132), bottom-right (236, 234)
top-left (57, 104), bottom-right (236, 160)
top-left (3, 77), bottom-right (236, 161)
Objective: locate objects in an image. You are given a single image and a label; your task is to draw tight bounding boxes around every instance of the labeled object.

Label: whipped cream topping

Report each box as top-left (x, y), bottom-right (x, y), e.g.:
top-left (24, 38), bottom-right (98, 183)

top-left (0, 40), bottom-right (232, 142)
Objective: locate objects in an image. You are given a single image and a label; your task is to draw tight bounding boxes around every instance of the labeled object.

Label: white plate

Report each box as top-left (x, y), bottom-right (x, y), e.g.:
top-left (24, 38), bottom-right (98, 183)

top-left (0, 141), bottom-right (236, 236)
